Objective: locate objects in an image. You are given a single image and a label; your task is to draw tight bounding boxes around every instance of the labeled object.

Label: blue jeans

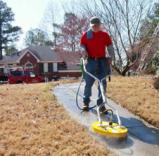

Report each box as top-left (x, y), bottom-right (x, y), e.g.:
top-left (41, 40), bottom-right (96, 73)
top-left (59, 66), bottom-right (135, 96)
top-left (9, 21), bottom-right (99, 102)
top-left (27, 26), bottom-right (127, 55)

top-left (83, 58), bottom-right (110, 106)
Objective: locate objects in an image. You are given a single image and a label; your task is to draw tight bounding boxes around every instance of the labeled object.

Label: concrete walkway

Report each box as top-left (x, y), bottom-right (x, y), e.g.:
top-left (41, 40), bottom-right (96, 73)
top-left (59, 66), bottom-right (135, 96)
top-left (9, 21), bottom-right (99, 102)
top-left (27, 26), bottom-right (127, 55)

top-left (53, 83), bottom-right (159, 156)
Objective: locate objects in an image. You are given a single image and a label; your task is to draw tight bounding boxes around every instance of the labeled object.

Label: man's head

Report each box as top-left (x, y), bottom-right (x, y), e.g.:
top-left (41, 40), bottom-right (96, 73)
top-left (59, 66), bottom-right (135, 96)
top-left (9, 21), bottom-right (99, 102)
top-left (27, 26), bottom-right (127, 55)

top-left (90, 17), bottom-right (102, 32)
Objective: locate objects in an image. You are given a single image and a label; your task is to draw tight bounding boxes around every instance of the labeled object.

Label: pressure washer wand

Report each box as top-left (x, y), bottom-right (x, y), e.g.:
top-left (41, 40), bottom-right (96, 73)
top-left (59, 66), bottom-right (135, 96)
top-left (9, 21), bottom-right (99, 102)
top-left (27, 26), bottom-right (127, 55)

top-left (80, 57), bottom-right (122, 126)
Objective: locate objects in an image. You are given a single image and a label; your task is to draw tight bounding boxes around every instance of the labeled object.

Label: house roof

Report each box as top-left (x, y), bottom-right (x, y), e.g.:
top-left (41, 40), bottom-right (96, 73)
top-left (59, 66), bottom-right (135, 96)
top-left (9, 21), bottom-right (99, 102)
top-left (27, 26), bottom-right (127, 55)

top-left (0, 54), bottom-right (19, 64)
top-left (57, 51), bottom-right (81, 65)
top-left (27, 46), bottom-right (62, 62)
top-left (0, 46), bottom-right (63, 64)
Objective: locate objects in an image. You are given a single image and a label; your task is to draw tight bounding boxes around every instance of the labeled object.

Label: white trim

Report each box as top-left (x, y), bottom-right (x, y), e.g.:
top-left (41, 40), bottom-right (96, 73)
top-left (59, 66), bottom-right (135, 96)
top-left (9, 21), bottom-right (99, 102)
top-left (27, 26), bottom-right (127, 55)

top-left (53, 62), bottom-right (58, 72)
top-left (58, 70), bottom-right (80, 72)
top-left (16, 50), bottom-right (40, 63)
top-left (44, 63), bottom-right (48, 73)
top-left (40, 61), bottom-right (63, 63)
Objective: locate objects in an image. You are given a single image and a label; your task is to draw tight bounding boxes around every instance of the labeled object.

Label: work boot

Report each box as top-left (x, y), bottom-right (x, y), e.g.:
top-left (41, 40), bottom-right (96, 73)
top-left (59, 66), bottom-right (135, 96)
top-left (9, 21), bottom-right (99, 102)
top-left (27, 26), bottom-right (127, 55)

top-left (99, 105), bottom-right (108, 114)
top-left (82, 103), bottom-right (89, 111)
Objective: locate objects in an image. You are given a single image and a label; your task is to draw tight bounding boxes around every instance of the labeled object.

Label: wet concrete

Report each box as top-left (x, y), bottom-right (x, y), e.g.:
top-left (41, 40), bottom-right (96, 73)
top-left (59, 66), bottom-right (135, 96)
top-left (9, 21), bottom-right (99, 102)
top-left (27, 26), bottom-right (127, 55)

top-left (53, 83), bottom-right (159, 156)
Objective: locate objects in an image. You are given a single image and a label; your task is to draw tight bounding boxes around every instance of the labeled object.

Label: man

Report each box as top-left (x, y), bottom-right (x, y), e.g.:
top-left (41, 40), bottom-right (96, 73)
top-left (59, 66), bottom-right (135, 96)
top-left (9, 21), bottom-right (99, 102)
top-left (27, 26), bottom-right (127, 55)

top-left (80, 17), bottom-right (115, 113)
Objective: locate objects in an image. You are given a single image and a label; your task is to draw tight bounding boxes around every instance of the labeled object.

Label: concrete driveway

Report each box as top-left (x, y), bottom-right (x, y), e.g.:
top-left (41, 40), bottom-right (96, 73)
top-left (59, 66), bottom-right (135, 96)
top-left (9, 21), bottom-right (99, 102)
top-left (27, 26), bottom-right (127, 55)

top-left (53, 83), bottom-right (159, 156)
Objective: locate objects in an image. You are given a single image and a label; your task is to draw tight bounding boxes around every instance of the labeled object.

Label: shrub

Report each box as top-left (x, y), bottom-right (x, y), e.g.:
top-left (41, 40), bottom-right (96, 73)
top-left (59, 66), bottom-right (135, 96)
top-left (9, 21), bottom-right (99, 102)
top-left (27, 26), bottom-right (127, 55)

top-left (153, 77), bottom-right (159, 89)
top-left (147, 50), bottom-right (159, 75)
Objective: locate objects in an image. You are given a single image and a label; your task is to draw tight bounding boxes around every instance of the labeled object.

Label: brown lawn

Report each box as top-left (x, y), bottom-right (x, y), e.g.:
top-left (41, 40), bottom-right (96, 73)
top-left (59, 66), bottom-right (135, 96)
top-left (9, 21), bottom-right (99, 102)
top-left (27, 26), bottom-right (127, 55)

top-left (0, 82), bottom-right (114, 156)
top-left (107, 76), bottom-right (159, 128)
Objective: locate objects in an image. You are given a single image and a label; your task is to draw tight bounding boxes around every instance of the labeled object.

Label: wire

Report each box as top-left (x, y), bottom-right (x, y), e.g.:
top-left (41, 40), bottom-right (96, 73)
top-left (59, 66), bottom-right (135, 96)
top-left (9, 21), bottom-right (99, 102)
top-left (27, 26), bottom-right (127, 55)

top-left (76, 58), bottom-right (113, 111)
top-left (75, 77), bottom-right (97, 111)
top-left (75, 77), bottom-right (113, 111)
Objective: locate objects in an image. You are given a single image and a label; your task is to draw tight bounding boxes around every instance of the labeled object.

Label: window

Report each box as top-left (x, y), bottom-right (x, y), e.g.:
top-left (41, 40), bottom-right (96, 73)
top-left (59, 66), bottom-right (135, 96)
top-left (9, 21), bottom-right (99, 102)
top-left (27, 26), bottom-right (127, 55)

top-left (25, 62), bottom-right (33, 70)
top-left (58, 62), bottom-right (67, 70)
top-left (0, 68), bottom-right (4, 73)
top-left (10, 70), bottom-right (24, 76)
top-left (24, 71), bottom-right (36, 77)
top-left (29, 71), bottom-right (36, 77)
top-left (8, 64), bottom-right (13, 68)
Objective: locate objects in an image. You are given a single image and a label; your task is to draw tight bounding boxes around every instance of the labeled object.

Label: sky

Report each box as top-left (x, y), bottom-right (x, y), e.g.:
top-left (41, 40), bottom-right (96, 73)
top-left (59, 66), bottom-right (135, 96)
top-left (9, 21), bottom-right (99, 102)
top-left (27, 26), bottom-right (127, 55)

top-left (3, 0), bottom-right (68, 49)
top-left (3, 0), bottom-right (157, 49)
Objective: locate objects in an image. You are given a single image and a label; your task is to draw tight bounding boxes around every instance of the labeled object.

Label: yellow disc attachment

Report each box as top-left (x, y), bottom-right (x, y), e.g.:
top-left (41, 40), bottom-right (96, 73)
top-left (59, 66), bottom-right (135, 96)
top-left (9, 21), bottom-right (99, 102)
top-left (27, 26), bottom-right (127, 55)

top-left (91, 121), bottom-right (128, 138)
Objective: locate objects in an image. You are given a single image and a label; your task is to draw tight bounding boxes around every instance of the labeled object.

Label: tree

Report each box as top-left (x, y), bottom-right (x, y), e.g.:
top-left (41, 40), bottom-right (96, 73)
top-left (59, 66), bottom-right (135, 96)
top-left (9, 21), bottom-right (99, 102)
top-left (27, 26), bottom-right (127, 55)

top-left (25, 28), bottom-right (53, 46)
top-left (145, 47), bottom-right (159, 75)
top-left (41, 1), bottom-right (88, 51)
top-left (5, 45), bottom-right (17, 56)
top-left (0, 0), bottom-right (21, 60)
top-left (140, 2), bottom-right (159, 38)
top-left (60, 12), bottom-right (88, 52)
top-left (78, 0), bottom-right (150, 75)
top-left (135, 2), bottom-right (159, 73)
top-left (40, 1), bottom-right (62, 48)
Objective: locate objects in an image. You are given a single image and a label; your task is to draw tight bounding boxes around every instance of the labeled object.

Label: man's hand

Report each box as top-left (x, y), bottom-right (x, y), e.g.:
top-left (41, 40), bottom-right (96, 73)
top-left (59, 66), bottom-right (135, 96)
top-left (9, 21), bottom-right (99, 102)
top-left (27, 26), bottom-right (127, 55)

top-left (108, 58), bottom-right (112, 65)
top-left (81, 51), bottom-right (88, 59)
top-left (106, 57), bottom-right (112, 65)
top-left (80, 45), bottom-right (88, 59)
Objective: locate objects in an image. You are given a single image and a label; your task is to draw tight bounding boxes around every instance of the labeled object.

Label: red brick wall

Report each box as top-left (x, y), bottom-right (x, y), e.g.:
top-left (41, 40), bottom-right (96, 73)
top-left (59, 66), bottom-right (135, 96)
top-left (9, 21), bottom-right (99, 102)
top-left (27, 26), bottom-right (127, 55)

top-left (57, 71), bottom-right (81, 78)
top-left (19, 52), bottom-right (39, 74)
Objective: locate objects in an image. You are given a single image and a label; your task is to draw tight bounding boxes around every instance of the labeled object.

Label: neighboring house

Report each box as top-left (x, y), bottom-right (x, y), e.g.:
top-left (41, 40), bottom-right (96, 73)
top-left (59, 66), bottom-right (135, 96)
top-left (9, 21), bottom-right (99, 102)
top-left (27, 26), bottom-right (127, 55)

top-left (0, 46), bottom-right (81, 80)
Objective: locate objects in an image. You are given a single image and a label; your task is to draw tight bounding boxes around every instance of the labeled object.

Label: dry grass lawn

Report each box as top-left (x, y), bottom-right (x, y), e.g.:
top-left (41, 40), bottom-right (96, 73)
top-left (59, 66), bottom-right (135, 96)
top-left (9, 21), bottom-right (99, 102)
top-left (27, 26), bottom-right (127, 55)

top-left (107, 76), bottom-right (159, 128)
top-left (0, 81), bottom-right (114, 156)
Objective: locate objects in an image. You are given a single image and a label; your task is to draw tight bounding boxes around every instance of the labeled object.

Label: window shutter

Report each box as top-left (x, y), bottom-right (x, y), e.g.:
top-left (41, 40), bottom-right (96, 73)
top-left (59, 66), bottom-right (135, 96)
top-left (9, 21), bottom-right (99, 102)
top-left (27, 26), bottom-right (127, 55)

top-left (39, 63), bottom-right (44, 74)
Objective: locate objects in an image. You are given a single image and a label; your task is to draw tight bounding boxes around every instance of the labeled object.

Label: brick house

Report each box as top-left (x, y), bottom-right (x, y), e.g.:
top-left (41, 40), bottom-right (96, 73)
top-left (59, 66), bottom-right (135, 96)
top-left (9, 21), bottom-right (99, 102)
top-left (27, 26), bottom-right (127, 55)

top-left (0, 46), bottom-right (81, 79)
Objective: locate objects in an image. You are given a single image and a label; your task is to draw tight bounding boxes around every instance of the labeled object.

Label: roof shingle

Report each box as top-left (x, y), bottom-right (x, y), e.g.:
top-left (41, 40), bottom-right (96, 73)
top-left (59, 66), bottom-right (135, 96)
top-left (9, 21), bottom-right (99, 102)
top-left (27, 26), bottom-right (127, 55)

top-left (0, 46), bottom-right (63, 64)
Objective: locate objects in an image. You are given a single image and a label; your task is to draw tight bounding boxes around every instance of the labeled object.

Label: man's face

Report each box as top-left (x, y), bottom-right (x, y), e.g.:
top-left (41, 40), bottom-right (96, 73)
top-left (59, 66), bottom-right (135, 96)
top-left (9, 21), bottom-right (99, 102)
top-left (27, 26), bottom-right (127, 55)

top-left (91, 24), bottom-right (101, 32)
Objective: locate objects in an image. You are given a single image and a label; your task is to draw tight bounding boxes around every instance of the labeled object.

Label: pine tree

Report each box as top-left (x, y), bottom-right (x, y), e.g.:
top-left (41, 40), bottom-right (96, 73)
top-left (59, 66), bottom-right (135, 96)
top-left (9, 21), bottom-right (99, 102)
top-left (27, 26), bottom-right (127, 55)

top-left (0, 0), bottom-right (21, 60)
